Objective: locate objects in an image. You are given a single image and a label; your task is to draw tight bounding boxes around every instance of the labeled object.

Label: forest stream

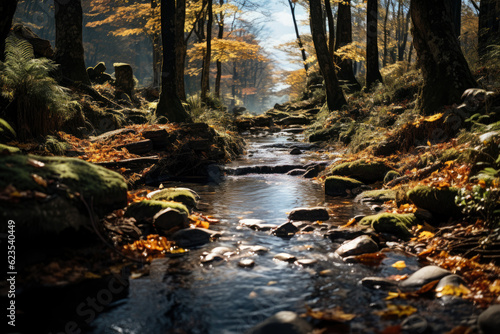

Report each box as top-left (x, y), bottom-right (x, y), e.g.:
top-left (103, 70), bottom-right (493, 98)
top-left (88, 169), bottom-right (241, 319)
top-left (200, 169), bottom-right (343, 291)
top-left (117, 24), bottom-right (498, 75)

top-left (88, 131), bottom-right (480, 334)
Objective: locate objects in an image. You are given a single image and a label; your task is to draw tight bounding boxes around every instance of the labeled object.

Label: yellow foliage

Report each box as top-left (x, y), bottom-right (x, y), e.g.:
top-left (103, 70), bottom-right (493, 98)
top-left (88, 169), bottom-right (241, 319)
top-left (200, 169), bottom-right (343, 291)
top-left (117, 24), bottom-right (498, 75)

top-left (334, 41), bottom-right (366, 62)
top-left (435, 284), bottom-right (471, 298)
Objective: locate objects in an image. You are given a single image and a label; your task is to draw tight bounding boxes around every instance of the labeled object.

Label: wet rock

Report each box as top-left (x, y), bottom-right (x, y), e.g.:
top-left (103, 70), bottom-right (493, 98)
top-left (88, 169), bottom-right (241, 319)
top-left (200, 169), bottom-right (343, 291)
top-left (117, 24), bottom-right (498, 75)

top-left (153, 208), bottom-right (189, 236)
top-left (238, 258), bottom-right (255, 268)
top-left (325, 176), bottom-right (364, 196)
top-left (114, 62), bottom-right (135, 97)
top-left (201, 253), bottom-right (224, 264)
top-left (286, 169), bottom-right (307, 176)
top-left (478, 304), bottom-right (500, 334)
top-left (171, 228), bottom-right (216, 248)
top-left (355, 189), bottom-right (396, 203)
top-left (272, 222), bottom-right (299, 237)
top-left (436, 274), bottom-right (468, 302)
top-left (361, 277), bottom-right (399, 290)
top-left (401, 314), bottom-right (428, 334)
top-left (399, 265), bottom-right (451, 289)
top-left (359, 213), bottom-right (419, 239)
top-left (288, 207), bottom-right (329, 221)
top-left (244, 245), bottom-right (269, 254)
top-left (210, 246), bottom-right (234, 256)
top-left (244, 311), bottom-right (313, 334)
top-left (280, 116), bottom-right (311, 126)
top-left (239, 219), bottom-right (275, 231)
top-left (295, 258), bottom-right (317, 267)
top-left (335, 235), bottom-right (379, 257)
top-left (147, 187), bottom-right (198, 211)
top-left (309, 125), bottom-right (341, 142)
top-left (290, 148), bottom-right (302, 155)
top-left (407, 186), bottom-right (461, 219)
top-left (300, 226), bottom-right (315, 232)
top-left (325, 229), bottom-right (365, 242)
top-left (126, 200), bottom-right (189, 223)
top-left (228, 164), bottom-right (305, 175)
top-left (273, 253), bottom-right (297, 263)
top-left (328, 159), bottom-right (393, 183)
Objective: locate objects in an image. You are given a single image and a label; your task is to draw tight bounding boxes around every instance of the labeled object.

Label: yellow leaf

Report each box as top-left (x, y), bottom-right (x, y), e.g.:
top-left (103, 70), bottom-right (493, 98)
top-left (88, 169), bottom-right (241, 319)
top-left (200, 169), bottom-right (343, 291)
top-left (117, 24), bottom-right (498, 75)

top-left (392, 261), bottom-right (406, 270)
top-left (375, 304), bottom-right (417, 319)
top-left (305, 306), bottom-right (356, 322)
top-left (31, 173), bottom-right (47, 187)
top-left (435, 284), bottom-right (471, 298)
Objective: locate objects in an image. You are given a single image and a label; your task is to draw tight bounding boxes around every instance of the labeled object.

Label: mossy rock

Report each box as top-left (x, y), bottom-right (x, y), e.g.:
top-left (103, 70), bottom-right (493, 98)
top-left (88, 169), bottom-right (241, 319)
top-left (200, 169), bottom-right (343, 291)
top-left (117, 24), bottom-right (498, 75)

top-left (407, 186), bottom-right (461, 218)
top-left (359, 213), bottom-right (419, 239)
top-left (0, 144), bottom-right (20, 154)
top-left (325, 176), bottom-right (364, 196)
top-left (125, 200), bottom-right (189, 222)
top-left (149, 188), bottom-right (197, 210)
top-left (0, 118), bottom-right (16, 143)
top-left (309, 125), bottom-right (341, 142)
top-left (383, 170), bottom-right (400, 184)
top-left (0, 154), bottom-right (127, 235)
top-left (328, 159), bottom-right (393, 183)
top-left (355, 189), bottom-right (396, 203)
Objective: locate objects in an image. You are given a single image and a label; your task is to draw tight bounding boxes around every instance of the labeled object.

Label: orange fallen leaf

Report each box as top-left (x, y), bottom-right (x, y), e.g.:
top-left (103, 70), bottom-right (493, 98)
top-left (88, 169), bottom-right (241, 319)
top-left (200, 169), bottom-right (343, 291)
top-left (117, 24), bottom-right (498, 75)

top-left (31, 174), bottom-right (47, 187)
top-left (392, 261), bottom-right (406, 270)
top-left (305, 306), bottom-right (356, 322)
top-left (375, 304), bottom-right (417, 319)
top-left (435, 284), bottom-right (471, 298)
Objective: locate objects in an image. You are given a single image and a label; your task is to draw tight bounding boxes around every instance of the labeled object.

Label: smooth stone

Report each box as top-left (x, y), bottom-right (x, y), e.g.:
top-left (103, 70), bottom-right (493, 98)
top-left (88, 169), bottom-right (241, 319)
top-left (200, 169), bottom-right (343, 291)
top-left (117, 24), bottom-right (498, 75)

top-left (240, 219), bottom-right (275, 231)
top-left (273, 253), bottom-right (297, 263)
top-left (201, 253), bottom-right (224, 263)
top-left (273, 222), bottom-right (299, 237)
top-left (171, 228), bottom-right (217, 248)
top-left (361, 277), bottom-right (399, 290)
top-left (238, 258), bottom-right (255, 268)
top-left (290, 148), bottom-right (302, 155)
top-left (210, 246), bottom-right (234, 256)
top-left (436, 274), bottom-right (468, 302)
top-left (401, 314), bottom-right (428, 334)
top-left (153, 208), bottom-right (188, 236)
top-left (478, 304), bottom-right (500, 334)
top-left (247, 245), bottom-right (269, 254)
top-left (335, 235), bottom-right (379, 257)
top-left (244, 311), bottom-right (313, 334)
top-left (399, 265), bottom-right (451, 289)
top-left (295, 258), bottom-right (317, 267)
top-left (288, 207), bottom-right (329, 221)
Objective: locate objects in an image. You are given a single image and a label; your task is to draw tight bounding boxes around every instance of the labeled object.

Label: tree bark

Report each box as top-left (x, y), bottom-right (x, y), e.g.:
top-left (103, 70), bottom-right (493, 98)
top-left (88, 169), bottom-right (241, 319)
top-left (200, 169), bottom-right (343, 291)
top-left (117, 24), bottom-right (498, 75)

top-left (54, 0), bottom-right (90, 85)
top-left (175, 0), bottom-right (187, 101)
top-left (201, 0), bottom-right (213, 101)
top-left (288, 0), bottom-right (309, 72)
top-left (450, 0), bottom-right (462, 38)
top-left (366, 0), bottom-right (383, 89)
top-left (325, 0), bottom-right (335, 59)
top-left (411, 0), bottom-right (477, 115)
top-left (156, 0), bottom-right (191, 122)
top-left (0, 0), bottom-right (17, 62)
top-left (382, 0), bottom-right (391, 67)
top-left (309, 0), bottom-right (346, 111)
top-left (335, 0), bottom-right (361, 92)
top-left (215, 0), bottom-right (224, 99)
top-left (398, 7), bottom-right (411, 62)
top-left (478, 0), bottom-right (500, 59)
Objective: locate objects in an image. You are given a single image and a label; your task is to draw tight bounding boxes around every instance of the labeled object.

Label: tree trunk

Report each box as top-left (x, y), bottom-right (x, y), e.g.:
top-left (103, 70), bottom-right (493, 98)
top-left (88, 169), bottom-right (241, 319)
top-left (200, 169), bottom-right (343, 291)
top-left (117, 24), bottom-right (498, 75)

top-left (231, 61), bottom-right (237, 109)
top-left (325, 0), bottom-right (335, 58)
top-left (398, 8), bottom-right (411, 61)
top-left (215, 0), bottom-right (224, 99)
top-left (152, 32), bottom-right (161, 88)
top-left (366, 0), bottom-right (383, 89)
top-left (335, 0), bottom-right (361, 92)
top-left (309, 0), bottom-right (346, 110)
top-left (175, 0), bottom-right (187, 101)
top-left (478, 0), bottom-right (500, 59)
top-left (450, 0), bottom-right (462, 38)
top-left (382, 0), bottom-right (391, 67)
top-left (288, 0), bottom-right (309, 72)
top-left (411, 0), bottom-right (477, 115)
top-left (156, 0), bottom-right (191, 123)
top-left (0, 0), bottom-right (17, 62)
top-left (54, 0), bottom-right (90, 85)
top-left (201, 0), bottom-right (213, 101)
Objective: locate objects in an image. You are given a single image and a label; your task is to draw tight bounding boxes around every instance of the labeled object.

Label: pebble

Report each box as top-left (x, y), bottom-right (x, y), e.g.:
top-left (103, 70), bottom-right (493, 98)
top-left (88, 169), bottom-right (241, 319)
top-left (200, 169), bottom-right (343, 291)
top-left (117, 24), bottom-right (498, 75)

top-left (201, 253), bottom-right (224, 264)
top-left (273, 253), bottom-right (297, 263)
top-left (248, 245), bottom-right (269, 254)
top-left (210, 246), bottom-right (234, 256)
top-left (400, 265), bottom-right (451, 289)
top-left (335, 235), bottom-right (379, 257)
top-left (272, 222), bottom-right (299, 237)
top-left (238, 258), bottom-right (255, 268)
top-left (290, 148), bottom-right (302, 155)
top-left (360, 277), bottom-right (399, 290)
top-left (295, 258), bottom-right (317, 267)
top-left (401, 314), bottom-right (428, 334)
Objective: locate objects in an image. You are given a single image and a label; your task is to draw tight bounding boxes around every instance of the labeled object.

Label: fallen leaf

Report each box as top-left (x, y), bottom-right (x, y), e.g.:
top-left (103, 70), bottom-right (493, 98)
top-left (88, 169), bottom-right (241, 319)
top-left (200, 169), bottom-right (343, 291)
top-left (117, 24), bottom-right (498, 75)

top-left (27, 158), bottom-right (45, 168)
top-left (31, 173), bottom-right (47, 187)
top-left (392, 261), bottom-right (406, 270)
top-left (305, 306), bottom-right (356, 322)
top-left (354, 252), bottom-right (386, 266)
top-left (435, 284), bottom-right (471, 298)
top-left (375, 304), bottom-right (417, 319)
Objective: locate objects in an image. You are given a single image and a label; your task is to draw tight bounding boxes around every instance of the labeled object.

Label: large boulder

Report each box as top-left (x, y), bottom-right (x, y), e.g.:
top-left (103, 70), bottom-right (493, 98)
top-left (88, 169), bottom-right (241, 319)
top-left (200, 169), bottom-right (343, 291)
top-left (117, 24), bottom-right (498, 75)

top-left (407, 186), bottom-right (461, 219)
top-left (325, 176), bottom-right (364, 196)
top-left (288, 207), bottom-right (329, 221)
top-left (327, 159), bottom-right (393, 183)
top-left (125, 200), bottom-right (189, 222)
top-left (0, 154), bottom-right (127, 236)
top-left (113, 63), bottom-right (135, 98)
top-left (359, 213), bottom-right (419, 239)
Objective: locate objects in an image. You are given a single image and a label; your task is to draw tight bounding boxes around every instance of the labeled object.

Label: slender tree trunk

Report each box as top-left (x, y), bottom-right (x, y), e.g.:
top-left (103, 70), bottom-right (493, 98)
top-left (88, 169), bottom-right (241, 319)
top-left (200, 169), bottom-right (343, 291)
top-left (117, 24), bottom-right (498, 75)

top-left (152, 32), bottom-right (161, 87)
top-left (156, 0), bottom-right (191, 122)
top-left (309, 0), bottom-right (346, 110)
top-left (398, 8), bottom-right (411, 61)
top-left (215, 0), bottom-right (224, 99)
top-left (366, 0), bottom-right (383, 89)
top-left (382, 0), bottom-right (391, 67)
top-left (478, 0), bottom-right (500, 59)
top-left (288, 0), bottom-right (309, 72)
top-left (201, 0), bottom-right (213, 101)
top-left (334, 0), bottom-right (361, 92)
top-left (54, 0), bottom-right (90, 85)
top-left (325, 0), bottom-right (335, 58)
top-left (175, 0), bottom-right (187, 101)
top-left (411, 0), bottom-right (477, 115)
top-left (231, 61), bottom-right (237, 109)
top-left (0, 0), bottom-right (17, 62)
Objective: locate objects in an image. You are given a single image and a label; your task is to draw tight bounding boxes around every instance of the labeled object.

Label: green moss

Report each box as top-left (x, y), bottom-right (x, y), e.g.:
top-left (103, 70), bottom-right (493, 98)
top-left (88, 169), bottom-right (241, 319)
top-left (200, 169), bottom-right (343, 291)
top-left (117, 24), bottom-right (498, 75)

top-left (150, 188), bottom-right (197, 210)
top-left (44, 135), bottom-right (70, 155)
top-left (328, 159), bottom-right (393, 183)
top-left (325, 176), bottom-right (364, 196)
top-left (356, 189), bottom-right (396, 202)
top-left (0, 144), bottom-right (20, 154)
top-left (407, 185), bottom-right (461, 218)
top-left (360, 213), bottom-right (419, 239)
top-left (383, 170), bottom-right (400, 184)
top-left (125, 200), bottom-right (189, 222)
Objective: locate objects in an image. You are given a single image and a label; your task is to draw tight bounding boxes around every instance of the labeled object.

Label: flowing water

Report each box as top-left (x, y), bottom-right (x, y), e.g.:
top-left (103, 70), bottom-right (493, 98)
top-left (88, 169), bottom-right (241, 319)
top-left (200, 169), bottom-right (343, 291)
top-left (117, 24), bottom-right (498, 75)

top-left (89, 132), bottom-right (478, 334)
